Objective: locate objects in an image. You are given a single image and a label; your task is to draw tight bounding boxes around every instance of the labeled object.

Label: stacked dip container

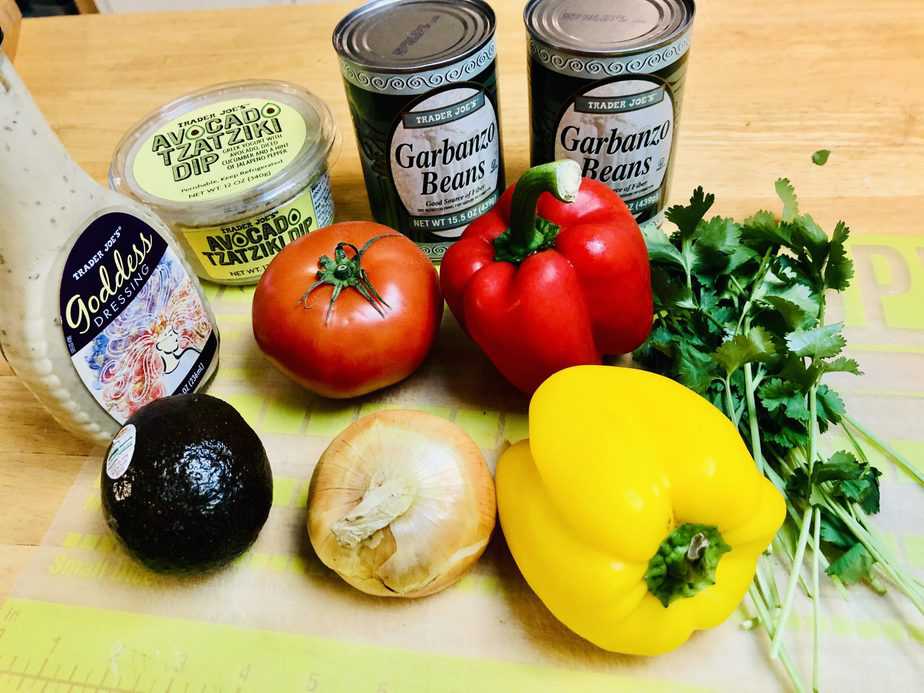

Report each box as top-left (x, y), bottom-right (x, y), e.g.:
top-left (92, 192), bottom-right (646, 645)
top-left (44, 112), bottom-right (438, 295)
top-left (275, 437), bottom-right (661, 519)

top-left (334, 0), bottom-right (504, 262)
top-left (525, 0), bottom-right (695, 227)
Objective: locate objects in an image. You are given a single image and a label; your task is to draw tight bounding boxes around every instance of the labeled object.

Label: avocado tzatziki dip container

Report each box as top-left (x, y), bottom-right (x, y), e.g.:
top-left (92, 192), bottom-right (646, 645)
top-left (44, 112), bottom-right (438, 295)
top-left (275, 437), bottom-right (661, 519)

top-left (334, 0), bottom-right (504, 262)
top-left (525, 0), bottom-right (695, 227)
top-left (110, 80), bottom-right (338, 285)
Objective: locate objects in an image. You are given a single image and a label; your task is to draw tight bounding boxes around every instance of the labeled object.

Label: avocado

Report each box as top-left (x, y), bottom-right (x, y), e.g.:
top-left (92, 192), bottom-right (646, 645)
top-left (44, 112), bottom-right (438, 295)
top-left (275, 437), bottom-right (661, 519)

top-left (101, 393), bottom-right (273, 573)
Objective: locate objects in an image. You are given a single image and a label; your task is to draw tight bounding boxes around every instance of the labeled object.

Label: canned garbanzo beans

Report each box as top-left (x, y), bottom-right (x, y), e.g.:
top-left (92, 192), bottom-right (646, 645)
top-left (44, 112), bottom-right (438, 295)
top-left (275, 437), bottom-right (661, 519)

top-left (525, 0), bottom-right (695, 226)
top-left (334, 0), bottom-right (505, 262)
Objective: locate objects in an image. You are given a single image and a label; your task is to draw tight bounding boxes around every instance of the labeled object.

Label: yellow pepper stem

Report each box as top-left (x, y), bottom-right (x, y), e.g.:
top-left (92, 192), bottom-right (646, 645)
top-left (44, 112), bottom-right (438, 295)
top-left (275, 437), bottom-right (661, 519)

top-left (645, 523), bottom-right (731, 607)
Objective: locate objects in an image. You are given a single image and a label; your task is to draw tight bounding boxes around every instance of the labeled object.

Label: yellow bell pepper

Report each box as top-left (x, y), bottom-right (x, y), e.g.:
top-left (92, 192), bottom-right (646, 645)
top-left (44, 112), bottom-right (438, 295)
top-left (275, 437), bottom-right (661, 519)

top-left (496, 365), bottom-right (785, 655)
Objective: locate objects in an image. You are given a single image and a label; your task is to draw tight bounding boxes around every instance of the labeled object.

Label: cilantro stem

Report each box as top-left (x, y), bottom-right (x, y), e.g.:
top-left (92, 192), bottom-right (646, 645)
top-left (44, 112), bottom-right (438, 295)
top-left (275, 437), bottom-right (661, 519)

top-left (841, 415), bottom-right (924, 486)
top-left (747, 586), bottom-right (806, 693)
top-left (811, 506), bottom-right (822, 693)
top-left (770, 505), bottom-right (812, 659)
top-left (723, 376), bottom-right (739, 426)
top-left (743, 363), bottom-right (766, 473)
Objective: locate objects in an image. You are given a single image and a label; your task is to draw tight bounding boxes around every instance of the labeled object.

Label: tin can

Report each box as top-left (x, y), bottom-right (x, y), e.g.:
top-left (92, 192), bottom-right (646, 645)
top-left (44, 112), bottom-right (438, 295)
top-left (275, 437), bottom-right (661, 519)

top-left (525, 0), bottom-right (695, 226)
top-left (334, 0), bottom-right (505, 262)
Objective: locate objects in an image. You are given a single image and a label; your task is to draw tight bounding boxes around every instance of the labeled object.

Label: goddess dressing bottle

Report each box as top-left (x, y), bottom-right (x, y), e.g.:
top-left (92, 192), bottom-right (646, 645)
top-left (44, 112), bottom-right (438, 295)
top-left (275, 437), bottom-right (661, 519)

top-left (0, 39), bottom-right (220, 445)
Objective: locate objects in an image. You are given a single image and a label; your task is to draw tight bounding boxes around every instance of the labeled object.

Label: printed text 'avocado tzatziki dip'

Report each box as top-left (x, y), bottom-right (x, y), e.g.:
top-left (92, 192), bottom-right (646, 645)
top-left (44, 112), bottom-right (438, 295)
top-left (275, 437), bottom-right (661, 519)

top-left (110, 81), bottom-right (338, 285)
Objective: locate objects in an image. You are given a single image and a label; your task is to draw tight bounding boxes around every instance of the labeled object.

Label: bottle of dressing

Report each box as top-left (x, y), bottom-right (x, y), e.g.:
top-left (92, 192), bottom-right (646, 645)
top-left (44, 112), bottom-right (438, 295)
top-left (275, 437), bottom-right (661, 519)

top-left (0, 39), bottom-right (220, 445)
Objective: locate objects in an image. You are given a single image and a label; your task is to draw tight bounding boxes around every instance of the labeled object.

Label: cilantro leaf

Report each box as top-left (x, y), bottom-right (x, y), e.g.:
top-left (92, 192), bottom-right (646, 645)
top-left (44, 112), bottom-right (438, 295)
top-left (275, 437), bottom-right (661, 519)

top-left (665, 187), bottom-right (715, 244)
top-left (787, 214), bottom-right (829, 265)
top-left (775, 178), bottom-right (799, 222)
top-left (650, 267), bottom-right (696, 311)
top-left (826, 542), bottom-right (875, 585)
top-left (714, 327), bottom-right (776, 376)
top-left (642, 224), bottom-right (686, 268)
top-left (759, 378), bottom-right (810, 422)
top-left (812, 149), bottom-right (831, 166)
top-left (816, 384), bottom-right (846, 427)
top-left (690, 216), bottom-right (742, 275)
top-left (824, 221), bottom-right (854, 291)
top-left (759, 277), bottom-right (820, 329)
top-left (786, 323), bottom-right (847, 360)
top-left (817, 356), bottom-right (862, 376)
top-left (676, 340), bottom-right (719, 395)
top-left (742, 210), bottom-right (792, 250)
top-left (819, 511), bottom-right (854, 548)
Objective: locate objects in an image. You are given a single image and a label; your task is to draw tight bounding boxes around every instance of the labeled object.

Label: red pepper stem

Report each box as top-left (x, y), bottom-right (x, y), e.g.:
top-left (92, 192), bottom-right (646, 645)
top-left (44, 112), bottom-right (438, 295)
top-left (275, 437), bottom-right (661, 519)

top-left (508, 160), bottom-right (583, 251)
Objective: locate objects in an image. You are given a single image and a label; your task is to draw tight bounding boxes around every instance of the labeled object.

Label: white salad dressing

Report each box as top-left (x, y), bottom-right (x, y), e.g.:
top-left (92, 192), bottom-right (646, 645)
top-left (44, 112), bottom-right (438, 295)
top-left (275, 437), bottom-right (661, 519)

top-left (0, 52), bottom-right (220, 445)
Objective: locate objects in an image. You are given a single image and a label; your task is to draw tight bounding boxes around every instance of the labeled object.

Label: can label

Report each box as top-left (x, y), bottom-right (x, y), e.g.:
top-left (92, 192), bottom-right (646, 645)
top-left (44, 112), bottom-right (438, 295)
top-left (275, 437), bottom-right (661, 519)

top-left (389, 86), bottom-right (501, 242)
top-left (59, 212), bottom-right (218, 424)
top-left (131, 98), bottom-right (308, 203)
top-left (555, 78), bottom-right (674, 217)
top-left (177, 173), bottom-right (334, 284)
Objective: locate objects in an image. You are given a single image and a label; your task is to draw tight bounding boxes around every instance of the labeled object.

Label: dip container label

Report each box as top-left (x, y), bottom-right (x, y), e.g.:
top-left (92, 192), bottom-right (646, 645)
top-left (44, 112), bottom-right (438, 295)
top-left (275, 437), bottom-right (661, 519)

top-left (59, 212), bottom-right (219, 424)
top-left (177, 172), bottom-right (334, 283)
top-left (526, 0), bottom-right (695, 226)
top-left (334, 0), bottom-right (503, 262)
top-left (131, 98), bottom-right (308, 203)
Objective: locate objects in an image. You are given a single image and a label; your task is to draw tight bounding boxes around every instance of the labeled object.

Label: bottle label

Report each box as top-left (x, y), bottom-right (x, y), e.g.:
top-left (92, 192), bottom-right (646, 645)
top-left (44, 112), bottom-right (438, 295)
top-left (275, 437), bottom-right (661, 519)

top-left (555, 77), bottom-right (674, 218)
top-left (59, 212), bottom-right (219, 425)
top-left (131, 98), bottom-right (308, 203)
top-left (389, 85), bottom-right (501, 239)
top-left (177, 172), bottom-right (334, 284)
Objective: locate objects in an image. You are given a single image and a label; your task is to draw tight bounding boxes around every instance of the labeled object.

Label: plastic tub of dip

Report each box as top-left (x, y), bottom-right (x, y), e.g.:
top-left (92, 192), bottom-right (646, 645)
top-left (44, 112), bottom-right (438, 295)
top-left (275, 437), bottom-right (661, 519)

top-left (110, 80), bottom-right (338, 285)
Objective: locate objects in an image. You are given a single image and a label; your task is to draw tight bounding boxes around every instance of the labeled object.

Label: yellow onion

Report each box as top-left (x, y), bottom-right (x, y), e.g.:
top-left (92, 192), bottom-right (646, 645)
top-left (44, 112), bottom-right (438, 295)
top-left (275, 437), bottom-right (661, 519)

top-left (307, 410), bottom-right (496, 598)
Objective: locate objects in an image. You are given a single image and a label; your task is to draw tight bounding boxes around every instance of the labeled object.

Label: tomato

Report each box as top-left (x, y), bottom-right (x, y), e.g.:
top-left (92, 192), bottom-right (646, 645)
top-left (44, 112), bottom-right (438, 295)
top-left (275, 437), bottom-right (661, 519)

top-left (252, 222), bottom-right (442, 398)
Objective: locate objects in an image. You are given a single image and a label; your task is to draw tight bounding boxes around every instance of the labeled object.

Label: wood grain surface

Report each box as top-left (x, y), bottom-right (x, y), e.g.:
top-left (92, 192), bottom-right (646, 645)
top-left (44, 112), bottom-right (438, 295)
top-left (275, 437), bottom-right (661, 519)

top-left (2, 0), bottom-right (923, 599)
top-left (0, 0), bottom-right (20, 59)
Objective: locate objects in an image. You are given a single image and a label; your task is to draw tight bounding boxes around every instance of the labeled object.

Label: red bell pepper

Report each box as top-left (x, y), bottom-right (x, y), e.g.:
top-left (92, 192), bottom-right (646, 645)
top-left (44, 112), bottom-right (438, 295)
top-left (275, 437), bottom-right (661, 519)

top-left (440, 160), bottom-right (653, 394)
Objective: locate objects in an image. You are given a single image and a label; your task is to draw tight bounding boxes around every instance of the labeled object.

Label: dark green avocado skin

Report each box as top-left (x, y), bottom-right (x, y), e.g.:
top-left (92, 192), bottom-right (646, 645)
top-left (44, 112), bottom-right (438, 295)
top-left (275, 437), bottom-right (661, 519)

top-left (101, 394), bottom-right (273, 573)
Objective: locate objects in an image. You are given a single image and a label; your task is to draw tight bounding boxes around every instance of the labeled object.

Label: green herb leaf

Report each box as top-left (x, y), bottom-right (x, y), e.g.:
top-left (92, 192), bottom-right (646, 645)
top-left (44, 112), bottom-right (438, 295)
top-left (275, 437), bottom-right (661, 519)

top-left (760, 278), bottom-right (820, 329)
top-left (775, 178), bottom-right (799, 222)
top-left (714, 328), bottom-right (777, 376)
top-left (786, 323), bottom-right (847, 360)
top-left (817, 356), bottom-right (862, 376)
top-left (760, 378), bottom-right (811, 422)
top-left (826, 542), bottom-right (875, 585)
top-left (665, 187), bottom-right (715, 243)
top-left (812, 149), bottom-right (831, 166)
top-left (816, 384), bottom-right (847, 427)
top-left (819, 511), bottom-right (854, 548)
top-left (642, 224), bottom-right (686, 268)
top-left (824, 221), bottom-right (854, 291)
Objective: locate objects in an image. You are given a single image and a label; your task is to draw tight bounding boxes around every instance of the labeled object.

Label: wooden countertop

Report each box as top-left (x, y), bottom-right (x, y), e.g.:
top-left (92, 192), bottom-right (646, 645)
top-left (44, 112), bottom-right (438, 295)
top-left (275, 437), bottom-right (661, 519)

top-left (2, 0), bottom-right (923, 645)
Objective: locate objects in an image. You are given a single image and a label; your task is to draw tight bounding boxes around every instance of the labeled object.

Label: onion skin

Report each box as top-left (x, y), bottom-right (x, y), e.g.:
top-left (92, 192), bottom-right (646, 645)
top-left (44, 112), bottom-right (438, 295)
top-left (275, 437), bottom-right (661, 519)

top-left (307, 410), bottom-right (496, 598)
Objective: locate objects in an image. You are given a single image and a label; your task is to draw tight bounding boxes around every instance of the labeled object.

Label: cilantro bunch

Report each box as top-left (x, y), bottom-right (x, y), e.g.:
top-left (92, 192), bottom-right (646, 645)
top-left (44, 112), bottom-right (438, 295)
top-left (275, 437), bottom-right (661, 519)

top-left (635, 181), bottom-right (924, 692)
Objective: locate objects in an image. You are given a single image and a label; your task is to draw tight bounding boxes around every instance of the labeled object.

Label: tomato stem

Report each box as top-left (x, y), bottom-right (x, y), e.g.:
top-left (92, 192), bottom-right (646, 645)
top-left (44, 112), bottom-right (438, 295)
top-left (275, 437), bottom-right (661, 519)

top-left (298, 234), bottom-right (397, 325)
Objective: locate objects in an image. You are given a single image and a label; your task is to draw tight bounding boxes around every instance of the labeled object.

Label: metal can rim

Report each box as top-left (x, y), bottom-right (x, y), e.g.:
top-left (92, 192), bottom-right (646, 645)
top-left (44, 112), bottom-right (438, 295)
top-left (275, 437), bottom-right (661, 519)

top-left (523, 0), bottom-right (696, 58)
top-left (333, 0), bottom-right (496, 75)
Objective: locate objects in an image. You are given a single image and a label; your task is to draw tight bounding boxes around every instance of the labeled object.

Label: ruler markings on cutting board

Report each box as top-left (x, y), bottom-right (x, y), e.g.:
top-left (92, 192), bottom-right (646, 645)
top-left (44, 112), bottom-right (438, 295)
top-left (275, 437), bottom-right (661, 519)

top-left (0, 599), bottom-right (707, 693)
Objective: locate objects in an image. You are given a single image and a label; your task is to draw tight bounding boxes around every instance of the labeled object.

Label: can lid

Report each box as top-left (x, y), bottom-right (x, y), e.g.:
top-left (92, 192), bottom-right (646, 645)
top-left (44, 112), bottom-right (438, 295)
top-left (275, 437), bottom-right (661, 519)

top-left (525, 0), bottom-right (693, 55)
top-left (109, 80), bottom-right (338, 227)
top-left (333, 0), bottom-right (495, 73)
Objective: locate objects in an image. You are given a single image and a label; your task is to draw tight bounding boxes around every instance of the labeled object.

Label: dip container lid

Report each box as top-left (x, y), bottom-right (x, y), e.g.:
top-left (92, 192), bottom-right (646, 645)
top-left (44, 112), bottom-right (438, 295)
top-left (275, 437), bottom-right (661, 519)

top-left (109, 80), bottom-right (338, 228)
top-left (333, 0), bottom-right (495, 73)
top-left (525, 0), bottom-right (694, 55)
